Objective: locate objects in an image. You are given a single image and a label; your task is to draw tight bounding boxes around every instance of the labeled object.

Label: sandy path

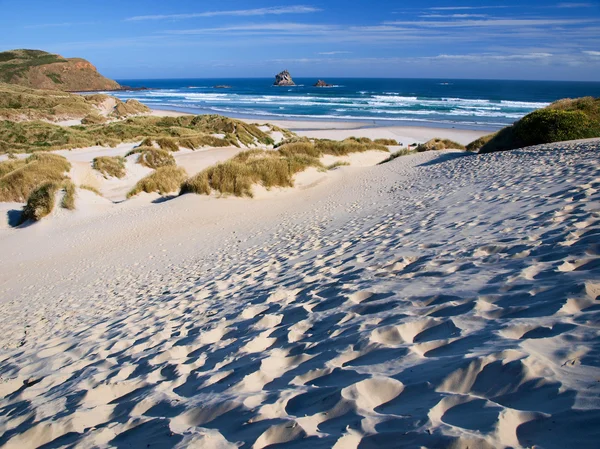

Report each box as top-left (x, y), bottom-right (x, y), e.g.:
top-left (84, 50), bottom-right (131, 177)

top-left (0, 141), bottom-right (599, 448)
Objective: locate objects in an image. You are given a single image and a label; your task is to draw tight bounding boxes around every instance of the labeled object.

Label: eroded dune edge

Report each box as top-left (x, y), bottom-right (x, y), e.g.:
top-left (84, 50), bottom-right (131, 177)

top-left (0, 140), bottom-right (599, 449)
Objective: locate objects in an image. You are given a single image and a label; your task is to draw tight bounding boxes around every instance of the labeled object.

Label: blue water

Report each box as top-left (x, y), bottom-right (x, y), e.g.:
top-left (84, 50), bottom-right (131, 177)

top-left (109, 78), bottom-right (600, 130)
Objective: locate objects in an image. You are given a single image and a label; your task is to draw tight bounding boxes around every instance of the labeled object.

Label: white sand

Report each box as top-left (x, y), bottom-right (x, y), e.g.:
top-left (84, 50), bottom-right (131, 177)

top-left (0, 130), bottom-right (599, 448)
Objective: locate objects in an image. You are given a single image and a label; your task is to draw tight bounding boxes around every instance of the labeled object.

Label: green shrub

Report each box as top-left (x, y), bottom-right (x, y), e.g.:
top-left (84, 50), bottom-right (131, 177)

top-left (92, 156), bottom-right (126, 178)
top-left (480, 97), bottom-right (600, 153)
top-left (128, 166), bottom-right (187, 198)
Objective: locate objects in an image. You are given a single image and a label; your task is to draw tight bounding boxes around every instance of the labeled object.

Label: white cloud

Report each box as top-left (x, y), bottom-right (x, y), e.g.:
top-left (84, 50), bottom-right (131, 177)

top-left (163, 23), bottom-right (334, 34)
top-left (317, 51), bottom-right (352, 55)
top-left (384, 18), bottom-right (597, 27)
top-left (420, 14), bottom-right (488, 18)
top-left (427, 6), bottom-right (510, 10)
top-left (583, 50), bottom-right (600, 55)
top-left (557, 3), bottom-right (595, 7)
top-left (126, 6), bottom-right (321, 22)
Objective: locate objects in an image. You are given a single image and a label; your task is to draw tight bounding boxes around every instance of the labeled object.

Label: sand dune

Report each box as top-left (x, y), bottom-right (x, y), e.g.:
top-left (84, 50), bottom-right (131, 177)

top-left (0, 140), bottom-right (599, 448)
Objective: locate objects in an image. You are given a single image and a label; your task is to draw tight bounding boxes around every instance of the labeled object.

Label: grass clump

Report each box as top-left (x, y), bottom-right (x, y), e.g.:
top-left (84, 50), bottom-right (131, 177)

top-left (156, 137), bottom-right (180, 151)
top-left (327, 161), bottom-right (350, 170)
top-left (113, 99), bottom-right (150, 117)
top-left (314, 138), bottom-right (389, 155)
top-left (0, 114), bottom-right (281, 154)
top-left (378, 148), bottom-right (416, 164)
top-left (92, 156), bottom-right (126, 179)
top-left (81, 113), bottom-right (107, 125)
top-left (479, 96), bottom-right (600, 153)
top-left (80, 184), bottom-right (102, 195)
top-left (136, 148), bottom-right (176, 169)
top-left (0, 152), bottom-right (71, 202)
top-left (466, 134), bottom-right (495, 152)
top-left (374, 138), bottom-right (399, 145)
top-left (416, 138), bottom-right (465, 152)
top-left (181, 150), bottom-right (322, 198)
top-left (128, 166), bottom-right (187, 198)
top-left (20, 179), bottom-right (75, 222)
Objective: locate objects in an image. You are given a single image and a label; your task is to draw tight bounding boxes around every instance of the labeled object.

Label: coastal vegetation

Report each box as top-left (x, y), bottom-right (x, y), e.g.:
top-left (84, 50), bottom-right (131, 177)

top-left (475, 97), bottom-right (600, 153)
top-left (20, 179), bottom-right (75, 222)
top-left (416, 138), bottom-right (465, 152)
top-left (0, 114), bottom-right (275, 154)
top-left (0, 82), bottom-right (148, 122)
top-left (92, 156), bottom-right (126, 179)
top-left (181, 149), bottom-right (323, 197)
top-left (0, 153), bottom-right (71, 202)
top-left (378, 148), bottom-right (416, 164)
top-left (129, 147), bottom-right (176, 169)
top-left (181, 137), bottom-right (390, 198)
top-left (128, 166), bottom-right (187, 198)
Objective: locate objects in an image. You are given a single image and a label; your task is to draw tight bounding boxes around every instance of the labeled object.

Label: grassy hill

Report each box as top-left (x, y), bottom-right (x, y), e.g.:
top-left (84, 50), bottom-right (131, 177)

top-left (0, 49), bottom-right (121, 92)
top-left (0, 82), bottom-right (149, 122)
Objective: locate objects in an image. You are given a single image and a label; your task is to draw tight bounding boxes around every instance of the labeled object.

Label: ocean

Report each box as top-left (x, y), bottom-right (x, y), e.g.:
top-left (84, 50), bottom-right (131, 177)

top-left (109, 78), bottom-right (600, 130)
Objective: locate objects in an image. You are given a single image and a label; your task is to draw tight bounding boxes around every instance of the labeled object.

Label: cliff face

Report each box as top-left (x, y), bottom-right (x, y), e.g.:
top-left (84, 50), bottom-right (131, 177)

top-left (0, 49), bottom-right (121, 92)
top-left (274, 70), bottom-right (295, 86)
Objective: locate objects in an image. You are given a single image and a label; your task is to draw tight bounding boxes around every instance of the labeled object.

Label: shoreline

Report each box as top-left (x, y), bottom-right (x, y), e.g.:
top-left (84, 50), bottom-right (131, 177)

top-left (150, 108), bottom-right (491, 145)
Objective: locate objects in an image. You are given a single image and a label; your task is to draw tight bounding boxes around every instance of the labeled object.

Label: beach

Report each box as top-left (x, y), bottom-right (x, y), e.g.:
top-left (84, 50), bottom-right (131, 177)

top-left (0, 105), bottom-right (599, 447)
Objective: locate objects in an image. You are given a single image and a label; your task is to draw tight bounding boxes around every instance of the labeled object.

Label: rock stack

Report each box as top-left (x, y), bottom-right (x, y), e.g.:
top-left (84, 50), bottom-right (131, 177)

top-left (274, 70), bottom-right (295, 86)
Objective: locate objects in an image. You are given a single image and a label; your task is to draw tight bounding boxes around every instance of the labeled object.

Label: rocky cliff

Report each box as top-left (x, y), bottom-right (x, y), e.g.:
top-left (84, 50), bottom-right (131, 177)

top-left (274, 70), bottom-right (295, 86)
top-left (0, 49), bottom-right (121, 92)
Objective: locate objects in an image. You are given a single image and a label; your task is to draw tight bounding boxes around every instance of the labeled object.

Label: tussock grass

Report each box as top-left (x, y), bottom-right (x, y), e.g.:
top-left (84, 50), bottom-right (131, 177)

top-left (156, 137), bottom-right (179, 151)
top-left (0, 152), bottom-right (71, 202)
top-left (136, 148), bottom-right (176, 169)
top-left (92, 156), bottom-right (126, 179)
top-left (378, 148), bottom-right (416, 164)
top-left (416, 138), bottom-right (465, 152)
top-left (327, 161), bottom-right (350, 170)
top-left (181, 150), bottom-right (322, 198)
top-left (0, 114), bottom-right (277, 154)
top-left (81, 113), bottom-right (107, 125)
top-left (113, 99), bottom-right (149, 117)
top-left (314, 138), bottom-right (389, 155)
top-left (80, 184), bottom-right (102, 195)
top-left (374, 138), bottom-right (399, 145)
top-left (0, 158), bottom-right (27, 177)
top-left (466, 134), bottom-right (495, 152)
top-left (274, 136), bottom-right (311, 148)
top-left (128, 166), bottom-right (187, 198)
top-left (479, 96), bottom-right (600, 153)
top-left (61, 180), bottom-right (76, 210)
top-left (20, 179), bottom-right (75, 222)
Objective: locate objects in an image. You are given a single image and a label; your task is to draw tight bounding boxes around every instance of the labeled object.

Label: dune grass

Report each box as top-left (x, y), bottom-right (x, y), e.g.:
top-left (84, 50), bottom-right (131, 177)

top-left (156, 137), bottom-right (179, 151)
top-left (378, 148), bottom-right (417, 164)
top-left (465, 134), bottom-right (495, 152)
top-left (92, 156), bottom-right (126, 179)
top-left (80, 184), bottom-right (102, 196)
top-left (81, 113), bottom-right (107, 125)
top-left (0, 152), bottom-right (71, 202)
top-left (326, 161), bottom-right (350, 170)
top-left (181, 150), bottom-right (323, 198)
top-left (374, 138), bottom-right (398, 145)
top-left (416, 138), bottom-right (465, 152)
top-left (20, 179), bottom-right (75, 222)
top-left (0, 114), bottom-right (277, 154)
top-left (127, 166), bottom-right (187, 198)
top-left (478, 96), bottom-right (600, 153)
top-left (135, 148), bottom-right (176, 169)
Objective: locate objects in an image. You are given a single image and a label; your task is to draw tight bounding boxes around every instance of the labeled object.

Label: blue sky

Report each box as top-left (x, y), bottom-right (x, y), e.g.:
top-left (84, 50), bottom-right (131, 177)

top-left (1, 0), bottom-right (599, 80)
